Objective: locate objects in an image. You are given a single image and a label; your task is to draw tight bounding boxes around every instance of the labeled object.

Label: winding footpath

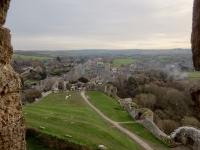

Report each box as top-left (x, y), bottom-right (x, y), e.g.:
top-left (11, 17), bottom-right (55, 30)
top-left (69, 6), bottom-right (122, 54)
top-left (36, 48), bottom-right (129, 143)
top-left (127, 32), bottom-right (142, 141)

top-left (80, 91), bottom-right (154, 150)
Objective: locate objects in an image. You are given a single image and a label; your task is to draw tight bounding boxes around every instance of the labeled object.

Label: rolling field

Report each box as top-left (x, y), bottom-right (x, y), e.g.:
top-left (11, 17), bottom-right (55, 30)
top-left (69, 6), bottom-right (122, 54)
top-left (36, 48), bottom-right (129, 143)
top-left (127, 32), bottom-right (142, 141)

top-left (86, 91), bottom-right (167, 149)
top-left (12, 54), bottom-right (52, 60)
top-left (187, 72), bottom-right (200, 78)
top-left (112, 58), bottom-right (135, 67)
top-left (23, 92), bottom-right (143, 150)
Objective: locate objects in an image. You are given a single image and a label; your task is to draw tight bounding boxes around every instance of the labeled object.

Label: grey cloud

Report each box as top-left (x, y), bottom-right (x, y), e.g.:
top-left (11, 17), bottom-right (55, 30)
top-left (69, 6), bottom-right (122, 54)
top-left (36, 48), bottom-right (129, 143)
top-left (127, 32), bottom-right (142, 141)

top-left (5, 0), bottom-right (193, 50)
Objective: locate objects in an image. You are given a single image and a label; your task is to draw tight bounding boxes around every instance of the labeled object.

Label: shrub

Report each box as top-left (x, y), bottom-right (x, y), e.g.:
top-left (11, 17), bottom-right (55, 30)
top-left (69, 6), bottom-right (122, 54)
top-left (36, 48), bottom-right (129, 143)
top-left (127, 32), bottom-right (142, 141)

top-left (78, 77), bottom-right (89, 83)
top-left (181, 116), bottom-right (200, 127)
top-left (158, 119), bottom-right (180, 135)
top-left (154, 109), bottom-right (169, 120)
top-left (133, 93), bottom-right (156, 110)
top-left (163, 89), bottom-right (190, 121)
top-left (24, 89), bottom-right (42, 103)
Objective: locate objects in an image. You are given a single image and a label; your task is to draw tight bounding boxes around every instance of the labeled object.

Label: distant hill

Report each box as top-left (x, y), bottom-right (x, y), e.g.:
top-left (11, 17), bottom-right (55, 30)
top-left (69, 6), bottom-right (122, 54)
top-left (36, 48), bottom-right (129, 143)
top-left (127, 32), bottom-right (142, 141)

top-left (14, 49), bottom-right (192, 56)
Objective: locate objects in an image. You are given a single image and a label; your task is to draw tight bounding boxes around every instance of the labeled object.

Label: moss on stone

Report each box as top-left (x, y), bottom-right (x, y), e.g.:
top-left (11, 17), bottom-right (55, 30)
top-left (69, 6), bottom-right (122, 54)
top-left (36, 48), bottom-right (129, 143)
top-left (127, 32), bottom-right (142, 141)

top-left (160, 135), bottom-right (177, 148)
top-left (131, 102), bottom-right (139, 109)
top-left (141, 109), bottom-right (153, 118)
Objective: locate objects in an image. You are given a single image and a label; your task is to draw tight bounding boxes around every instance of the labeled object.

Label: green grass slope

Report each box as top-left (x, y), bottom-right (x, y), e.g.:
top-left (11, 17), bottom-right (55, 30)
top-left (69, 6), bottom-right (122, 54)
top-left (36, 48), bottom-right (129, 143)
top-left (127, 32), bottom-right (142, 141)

top-left (86, 91), bottom-right (133, 122)
top-left (23, 92), bottom-right (143, 150)
top-left (86, 91), bottom-right (167, 149)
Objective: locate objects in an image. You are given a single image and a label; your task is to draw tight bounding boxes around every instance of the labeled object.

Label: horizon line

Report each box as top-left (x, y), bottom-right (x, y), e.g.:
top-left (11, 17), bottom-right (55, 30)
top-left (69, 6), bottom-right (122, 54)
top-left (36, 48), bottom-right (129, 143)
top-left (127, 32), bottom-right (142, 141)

top-left (14, 48), bottom-right (191, 51)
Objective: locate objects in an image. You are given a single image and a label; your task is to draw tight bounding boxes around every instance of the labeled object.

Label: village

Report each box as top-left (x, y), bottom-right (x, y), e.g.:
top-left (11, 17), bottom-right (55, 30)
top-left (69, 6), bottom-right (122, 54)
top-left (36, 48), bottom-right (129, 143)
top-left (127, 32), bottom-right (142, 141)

top-left (10, 50), bottom-right (195, 105)
top-left (12, 50), bottom-right (200, 150)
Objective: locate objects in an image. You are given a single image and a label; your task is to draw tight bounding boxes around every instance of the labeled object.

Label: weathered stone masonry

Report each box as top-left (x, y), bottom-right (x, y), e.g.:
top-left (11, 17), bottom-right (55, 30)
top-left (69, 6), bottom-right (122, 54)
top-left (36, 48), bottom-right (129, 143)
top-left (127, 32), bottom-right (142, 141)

top-left (0, 0), bottom-right (26, 149)
top-left (192, 0), bottom-right (200, 71)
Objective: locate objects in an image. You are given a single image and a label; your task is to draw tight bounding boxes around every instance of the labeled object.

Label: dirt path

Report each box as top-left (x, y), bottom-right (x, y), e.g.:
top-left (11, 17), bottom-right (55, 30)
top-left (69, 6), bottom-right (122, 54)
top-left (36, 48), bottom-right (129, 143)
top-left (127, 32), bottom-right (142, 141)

top-left (80, 91), bottom-right (154, 150)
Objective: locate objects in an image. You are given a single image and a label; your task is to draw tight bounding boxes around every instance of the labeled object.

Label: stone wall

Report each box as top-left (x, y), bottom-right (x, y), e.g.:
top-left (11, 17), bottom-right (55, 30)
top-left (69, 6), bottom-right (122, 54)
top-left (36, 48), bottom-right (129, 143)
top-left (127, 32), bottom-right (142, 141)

top-left (138, 119), bottom-right (176, 147)
top-left (33, 91), bottom-right (52, 104)
top-left (118, 99), bottom-right (176, 147)
top-left (119, 97), bottom-right (200, 149)
top-left (171, 127), bottom-right (200, 150)
top-left (0, 1), bottom-right (26, 149)
top-left (191, 0), bottom-right (200, 70)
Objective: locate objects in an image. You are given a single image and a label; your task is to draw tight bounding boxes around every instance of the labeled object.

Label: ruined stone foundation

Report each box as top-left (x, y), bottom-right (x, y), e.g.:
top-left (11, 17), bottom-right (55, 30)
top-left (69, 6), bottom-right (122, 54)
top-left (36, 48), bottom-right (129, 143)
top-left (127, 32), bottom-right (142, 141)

top-left (0, 0), bottom-right (26, 149)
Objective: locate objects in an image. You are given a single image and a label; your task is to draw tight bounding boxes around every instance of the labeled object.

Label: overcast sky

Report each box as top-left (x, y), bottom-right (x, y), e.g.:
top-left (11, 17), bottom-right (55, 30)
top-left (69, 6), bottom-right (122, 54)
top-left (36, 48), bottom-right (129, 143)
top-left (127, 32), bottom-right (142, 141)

top-left (5, 0), bottom-right (193, 50)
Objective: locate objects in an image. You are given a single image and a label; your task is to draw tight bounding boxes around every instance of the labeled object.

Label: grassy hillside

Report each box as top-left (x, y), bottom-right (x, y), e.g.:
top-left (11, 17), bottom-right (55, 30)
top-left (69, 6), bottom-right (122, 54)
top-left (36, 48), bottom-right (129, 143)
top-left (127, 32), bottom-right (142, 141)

top-left (12, 54), bottom-right (52, 60)
top-left (86, 91), bottom-right (167, 149)
top-left (23, 92), bottom-right (143, 150)
top-left (86, 91), bottom-right (133, 122)
top-left (112, 58), bottom-right (135, 67)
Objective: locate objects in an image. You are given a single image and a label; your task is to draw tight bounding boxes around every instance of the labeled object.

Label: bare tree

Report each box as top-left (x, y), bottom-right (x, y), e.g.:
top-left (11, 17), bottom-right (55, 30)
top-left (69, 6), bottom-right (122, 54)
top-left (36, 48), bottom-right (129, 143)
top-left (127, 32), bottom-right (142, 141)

top-left (164, 89), bottom-right (189, 120)
top-left (133, 93), bottom-right (156, 110)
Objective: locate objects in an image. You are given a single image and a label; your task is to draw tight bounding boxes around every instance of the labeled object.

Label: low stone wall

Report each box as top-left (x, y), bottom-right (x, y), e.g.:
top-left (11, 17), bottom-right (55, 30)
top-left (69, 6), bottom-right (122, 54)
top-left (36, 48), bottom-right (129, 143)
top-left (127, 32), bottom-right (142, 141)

top-left (118, 98), bottom-right (176, 147)
top-left (33, 91), bottom-right (52, 104)
top-left (138, 119), bottom-right (176, 147)
top-left (42, 91), bottom-right (52, 97)
top-left (119, 97), bottom-right (200, 149)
